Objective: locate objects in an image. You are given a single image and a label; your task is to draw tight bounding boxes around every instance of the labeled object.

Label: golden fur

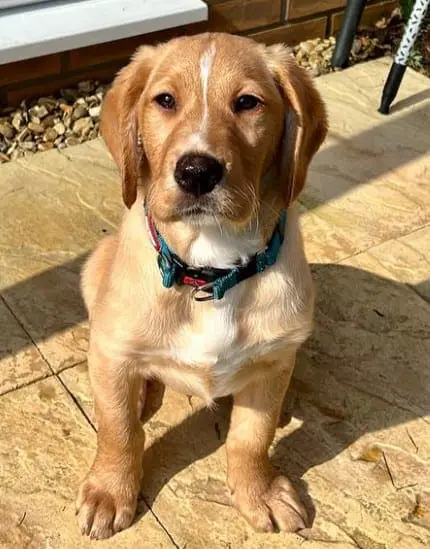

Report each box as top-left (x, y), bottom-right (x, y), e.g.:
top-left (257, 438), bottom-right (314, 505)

top-left (76, 32), bottom-right (327, 539)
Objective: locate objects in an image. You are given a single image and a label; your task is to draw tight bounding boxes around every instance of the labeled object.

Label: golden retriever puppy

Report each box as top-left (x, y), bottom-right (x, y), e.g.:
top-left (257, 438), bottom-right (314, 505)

top-left (76, 32), bottom-right (327, 539)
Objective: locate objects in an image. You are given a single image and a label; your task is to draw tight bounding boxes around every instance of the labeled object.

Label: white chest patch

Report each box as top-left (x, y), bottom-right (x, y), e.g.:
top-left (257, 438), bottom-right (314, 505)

top-left (166, 224), bottom-right (262, 394)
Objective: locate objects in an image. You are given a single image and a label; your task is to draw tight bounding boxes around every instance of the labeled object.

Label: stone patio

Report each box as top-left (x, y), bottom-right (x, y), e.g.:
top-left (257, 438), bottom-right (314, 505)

top-left (0, 57), bottom-right (429, 549)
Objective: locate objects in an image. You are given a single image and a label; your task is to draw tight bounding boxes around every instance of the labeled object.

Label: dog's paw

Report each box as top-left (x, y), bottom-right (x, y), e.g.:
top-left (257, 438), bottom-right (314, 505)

top-left (76, 473), bottom-right (138, 539)
top-left (233, 475), bottom-right (309, 533)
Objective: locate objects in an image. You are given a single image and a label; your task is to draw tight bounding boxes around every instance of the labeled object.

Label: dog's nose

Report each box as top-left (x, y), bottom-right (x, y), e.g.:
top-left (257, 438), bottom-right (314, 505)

top-left (174, 154), bottom-right (224, 196)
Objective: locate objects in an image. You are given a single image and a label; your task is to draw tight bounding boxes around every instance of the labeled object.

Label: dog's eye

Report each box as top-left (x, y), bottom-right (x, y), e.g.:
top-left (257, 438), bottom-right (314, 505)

top-left (233, 95), bottom-right (261, 113)
top-left (154, 93), bottom-right (176, 110)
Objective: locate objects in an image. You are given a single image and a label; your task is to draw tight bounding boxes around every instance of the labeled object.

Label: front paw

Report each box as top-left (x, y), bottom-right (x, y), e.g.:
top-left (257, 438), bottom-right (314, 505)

top-left (232, 474), bottom-right (309, 533)
top-left (76, 471), bottom-right (139, 539)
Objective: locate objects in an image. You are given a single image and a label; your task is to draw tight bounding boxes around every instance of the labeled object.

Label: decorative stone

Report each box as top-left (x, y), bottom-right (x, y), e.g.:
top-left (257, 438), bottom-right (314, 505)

top-left (16, 127), bottom-right (30, 142)
top-left (42, 115), bottom-right (56, 128)
top-left (29, 105), bottom-right (49, 119)
top-left (89, 105), bottom-right (101, 118)
top-left (65, 135), bottom-right (80, 147)
top-left (0, 121), bottom-right (15, 139)
top-left (37, 97), bottom-right (57, 110)
top-left (72, 117), bottom-right (93, 136)
top-left (28, 122), bottom-right (45, 134)
top-left (38, 141), bottom-right (55, 151)
top-left (21, 141), bottom-right (36, 151)
top-left (72, 104), bottom-right (88, 120)
top-left (11, 112), bottom-right (24, 131)
top-left (53, 122), bottom-right (66, 135)
top-left (59, 103), bottom-right (73, 115)
top-left (44, 128), bottom-right (58, 142)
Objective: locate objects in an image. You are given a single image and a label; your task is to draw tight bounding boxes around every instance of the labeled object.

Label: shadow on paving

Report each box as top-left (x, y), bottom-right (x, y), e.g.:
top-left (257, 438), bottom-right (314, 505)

top-left (0, 88), bottom-right (429, 528)
top-left (0, 100), bottom-right (429, 364)
top-left (0, 255), bottom-right (88, 365)
top-left (138, 264), bottom-right (429, 527)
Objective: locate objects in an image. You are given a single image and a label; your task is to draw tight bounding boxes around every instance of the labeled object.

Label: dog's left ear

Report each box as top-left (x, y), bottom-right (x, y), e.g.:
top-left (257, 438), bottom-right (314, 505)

top-left (265, 44), bottom-right (328, 207)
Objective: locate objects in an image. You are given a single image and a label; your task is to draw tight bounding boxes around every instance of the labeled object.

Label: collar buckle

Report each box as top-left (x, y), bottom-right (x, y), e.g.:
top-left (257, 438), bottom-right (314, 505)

top-left (191, 282), bottom-right (215, 302)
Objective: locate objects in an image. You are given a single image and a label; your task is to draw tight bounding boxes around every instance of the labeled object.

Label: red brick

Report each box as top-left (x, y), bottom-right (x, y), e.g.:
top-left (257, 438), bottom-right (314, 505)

top-left (330, 1), bottom-right (397, 34)
top-left (4, 62), bottom-right (126, 107)
top-left (69, 0), bottom-right (281, 70)
top-left (288, 0), bottom-right (344, 21)
top-left (69, 22), bottom-right (206, 70)
top-left (0, 54), bottom-right (62, 87)
top-left (209, 0), bottom-right (282, 33)
top-left (249, 17), bottom-right (327, 46)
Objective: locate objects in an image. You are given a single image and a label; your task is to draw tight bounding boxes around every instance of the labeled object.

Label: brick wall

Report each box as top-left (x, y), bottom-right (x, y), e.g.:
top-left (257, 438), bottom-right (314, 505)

top-left (0, 0), bottom-right (396, 106)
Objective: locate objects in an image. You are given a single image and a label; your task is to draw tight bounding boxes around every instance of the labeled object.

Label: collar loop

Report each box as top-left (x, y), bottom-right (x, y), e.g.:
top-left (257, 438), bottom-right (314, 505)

top-left (146, 208), bottom-right (286, 301)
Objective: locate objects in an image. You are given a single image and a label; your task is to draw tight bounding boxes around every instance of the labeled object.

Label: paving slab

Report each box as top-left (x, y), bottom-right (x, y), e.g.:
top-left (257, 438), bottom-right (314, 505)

top-left (0, 140), bottom-right (122, 371)
top-left (0, 377), bottom-right (175, 549)
top-left (0, 56), bottom-right (429, 548)
top-left (340, 225), bottom-right (430, 302)
top-left (303, 57), bottom-right (430, 263)
top-left (0, 295), bottom-right (50, 394)
top-left (60, 254), bottom-right (430, 548)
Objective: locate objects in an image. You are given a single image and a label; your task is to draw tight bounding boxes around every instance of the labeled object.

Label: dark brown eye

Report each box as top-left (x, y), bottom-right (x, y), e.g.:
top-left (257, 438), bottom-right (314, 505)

top-left (154, 93), bottom-right (176, 110)
top-left (233, 94), bottom-right (261, 113)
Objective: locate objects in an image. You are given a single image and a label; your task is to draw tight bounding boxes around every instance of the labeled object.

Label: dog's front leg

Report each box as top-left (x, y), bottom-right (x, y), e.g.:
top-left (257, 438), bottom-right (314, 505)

top-left (226, 350), bottom-right (308, 533)
top-left (76, 344), bottom-right (144, 539)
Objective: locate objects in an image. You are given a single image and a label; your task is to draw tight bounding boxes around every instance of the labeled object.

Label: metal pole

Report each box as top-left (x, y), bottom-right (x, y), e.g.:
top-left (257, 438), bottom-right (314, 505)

top-left (378, 0), bottom-right (430, 114)
top-left (331, 0), bottom-right (367, 68)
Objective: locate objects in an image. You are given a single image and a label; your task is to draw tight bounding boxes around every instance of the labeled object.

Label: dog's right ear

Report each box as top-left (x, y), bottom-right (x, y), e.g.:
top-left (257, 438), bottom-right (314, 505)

top-left (101, 45), bottom-right (156, 208)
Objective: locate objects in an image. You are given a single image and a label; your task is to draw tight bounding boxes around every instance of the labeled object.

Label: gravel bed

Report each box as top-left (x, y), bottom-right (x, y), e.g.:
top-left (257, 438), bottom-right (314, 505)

top-left (0, 36), bottom-right (387, 164)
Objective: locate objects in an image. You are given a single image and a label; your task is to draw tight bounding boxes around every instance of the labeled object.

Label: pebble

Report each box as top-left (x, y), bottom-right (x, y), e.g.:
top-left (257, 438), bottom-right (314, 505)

top-left (0, 32), bottom-right (388, 164)
top-left (72, 104), bottom-right (88, 120)
top-left (29, 105), bottom-right (49, 119)
top-left (54, 122), bottom-right (66, 135)
top-left (28, 122), bottom-right (45, 134)
top-left (59, 104), bottom-right (73, 115)
top-left (65, 136), bottom-right (80, 147)
top-left (42, 115), bottom-right (57, 128)
top-left (12, 112), bottom-right (24, 131)
top-left (21, 141), bottom-right (36, 151)
top-left (38, 97), bottom-right (58, 110)
top-left (38, 142), bottom-right (55, 152)
top-left (89, 105), bottom-right (101, 118)
top-left (0, 121), bottom-right (15, 139)
top-left (17, 128), bottom-right (30, 142)
top-left (73, 116), bottom-right (93, 136)
top-left (44, 128), bottom-right (58, 142)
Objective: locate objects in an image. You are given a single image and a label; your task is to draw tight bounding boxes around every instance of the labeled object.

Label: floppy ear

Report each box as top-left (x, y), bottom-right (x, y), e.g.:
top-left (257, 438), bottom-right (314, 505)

top-left (265, 44), bottom-right (328, 206)
top-left (100, 45), bottom-right (156, 208)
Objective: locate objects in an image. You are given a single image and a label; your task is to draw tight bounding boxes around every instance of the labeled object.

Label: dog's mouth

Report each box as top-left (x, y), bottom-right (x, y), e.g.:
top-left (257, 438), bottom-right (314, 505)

top-left (175, 196), bottom-right (221, 220)
top-left (181, 205), bottom-right (209, 217)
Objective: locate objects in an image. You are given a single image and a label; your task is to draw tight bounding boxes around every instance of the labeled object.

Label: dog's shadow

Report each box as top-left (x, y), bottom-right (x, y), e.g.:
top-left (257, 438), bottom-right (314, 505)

top-left (137, 263), bottom-right (430, 525)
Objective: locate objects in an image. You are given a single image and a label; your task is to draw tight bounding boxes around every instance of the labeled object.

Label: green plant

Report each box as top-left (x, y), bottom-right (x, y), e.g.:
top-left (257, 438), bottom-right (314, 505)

top-left (408, 48), bottom-right (424, 69)
top-left (399, 0), bottom-right (415, 21)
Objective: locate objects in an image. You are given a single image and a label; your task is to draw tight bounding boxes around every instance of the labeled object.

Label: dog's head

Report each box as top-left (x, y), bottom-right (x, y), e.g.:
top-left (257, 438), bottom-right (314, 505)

top-left (101, 33), bottom-right (327, 226)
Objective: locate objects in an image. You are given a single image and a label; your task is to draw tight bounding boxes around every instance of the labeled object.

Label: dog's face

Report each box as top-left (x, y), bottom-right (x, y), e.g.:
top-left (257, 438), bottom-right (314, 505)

top-left (101, 33), bottom-right (327, 226)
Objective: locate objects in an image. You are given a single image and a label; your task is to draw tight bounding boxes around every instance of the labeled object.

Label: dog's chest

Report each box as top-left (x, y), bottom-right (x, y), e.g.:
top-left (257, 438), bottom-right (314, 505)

top-left (173, 289), bottom-right (242, 367)
top-left (164, 228), bottom-right (282, 395)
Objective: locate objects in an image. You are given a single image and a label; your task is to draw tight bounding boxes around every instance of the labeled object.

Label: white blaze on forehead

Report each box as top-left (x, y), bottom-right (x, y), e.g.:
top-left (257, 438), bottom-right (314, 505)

top-left (199, 42), bottom-right (216, 135)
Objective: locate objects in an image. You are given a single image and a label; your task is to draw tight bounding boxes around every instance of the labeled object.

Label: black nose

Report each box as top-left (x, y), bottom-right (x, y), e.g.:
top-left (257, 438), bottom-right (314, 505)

top-left (174, 154), bottom-right (224, 196)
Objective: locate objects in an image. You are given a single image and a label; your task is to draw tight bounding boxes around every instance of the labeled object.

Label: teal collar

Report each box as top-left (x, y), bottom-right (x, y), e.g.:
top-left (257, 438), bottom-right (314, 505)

top-left (145, 210), bottom-right (287, 301)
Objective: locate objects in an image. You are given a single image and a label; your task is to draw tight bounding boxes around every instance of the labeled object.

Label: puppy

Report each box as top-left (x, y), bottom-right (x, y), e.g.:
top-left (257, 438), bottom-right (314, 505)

top-left (76, 32), bottom-right (327, 539)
